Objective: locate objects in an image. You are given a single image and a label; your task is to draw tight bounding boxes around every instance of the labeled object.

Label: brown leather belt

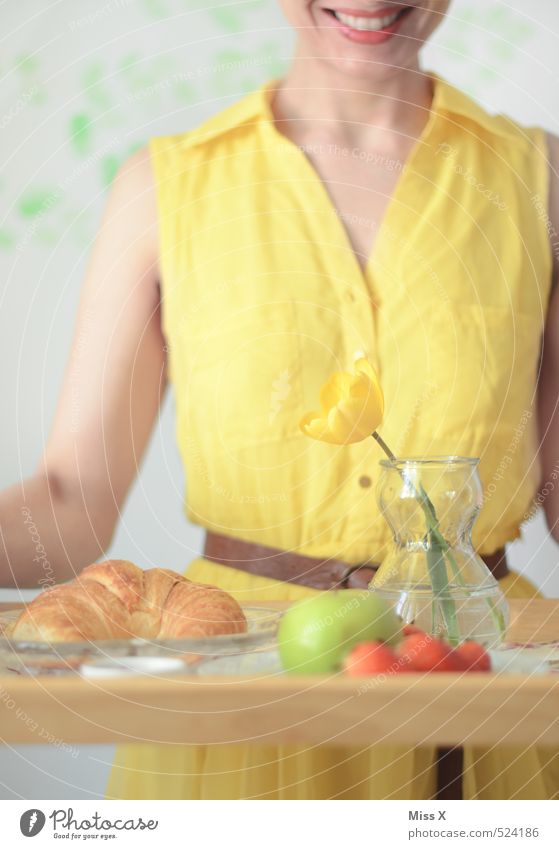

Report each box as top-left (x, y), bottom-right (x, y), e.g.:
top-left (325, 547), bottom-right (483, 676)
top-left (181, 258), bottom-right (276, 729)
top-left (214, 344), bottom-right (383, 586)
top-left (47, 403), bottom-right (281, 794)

top-left (203, 532), bottom-right (509, 589)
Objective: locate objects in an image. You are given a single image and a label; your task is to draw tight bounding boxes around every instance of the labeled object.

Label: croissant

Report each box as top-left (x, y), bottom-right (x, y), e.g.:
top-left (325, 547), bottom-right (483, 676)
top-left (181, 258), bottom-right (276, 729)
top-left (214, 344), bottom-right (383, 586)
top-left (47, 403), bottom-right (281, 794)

top-left (10, 560), bottom-right (247, 642)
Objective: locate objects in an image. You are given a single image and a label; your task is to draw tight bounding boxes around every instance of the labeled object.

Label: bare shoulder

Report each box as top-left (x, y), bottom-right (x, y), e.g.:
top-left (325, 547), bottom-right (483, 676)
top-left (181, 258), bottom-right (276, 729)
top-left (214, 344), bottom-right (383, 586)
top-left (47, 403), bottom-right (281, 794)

top-left (101, 145), bottom-right (159, 265)
top-left (114, 144), bottom-right (155, 190)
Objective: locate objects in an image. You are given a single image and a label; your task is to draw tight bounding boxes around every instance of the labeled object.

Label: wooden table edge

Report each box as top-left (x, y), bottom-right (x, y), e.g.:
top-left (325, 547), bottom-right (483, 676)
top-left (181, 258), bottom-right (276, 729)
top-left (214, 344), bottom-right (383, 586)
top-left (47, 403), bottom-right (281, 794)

top-left (1, 671), bottom-right (559, 747)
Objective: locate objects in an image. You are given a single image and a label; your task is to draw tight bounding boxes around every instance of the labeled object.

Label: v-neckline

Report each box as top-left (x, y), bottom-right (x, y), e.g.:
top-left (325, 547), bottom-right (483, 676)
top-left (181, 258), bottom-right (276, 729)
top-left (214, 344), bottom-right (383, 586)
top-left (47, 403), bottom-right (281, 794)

top-left (259, 76), bottom-right (441, 289)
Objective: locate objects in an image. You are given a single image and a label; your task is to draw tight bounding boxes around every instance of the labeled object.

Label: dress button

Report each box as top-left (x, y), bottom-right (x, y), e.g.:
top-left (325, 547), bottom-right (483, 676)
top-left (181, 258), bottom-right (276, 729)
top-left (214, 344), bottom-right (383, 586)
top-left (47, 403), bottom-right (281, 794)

top-left (346, 289), bottom-right (356, 302)
top-left (358, 475), bottom-right (372, 488)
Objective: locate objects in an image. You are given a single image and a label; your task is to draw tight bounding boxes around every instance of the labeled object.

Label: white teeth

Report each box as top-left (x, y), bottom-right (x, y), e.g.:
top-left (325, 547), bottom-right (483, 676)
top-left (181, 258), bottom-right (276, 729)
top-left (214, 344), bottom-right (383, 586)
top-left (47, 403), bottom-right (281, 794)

top-left (334, 9), bottom-right (401, 31)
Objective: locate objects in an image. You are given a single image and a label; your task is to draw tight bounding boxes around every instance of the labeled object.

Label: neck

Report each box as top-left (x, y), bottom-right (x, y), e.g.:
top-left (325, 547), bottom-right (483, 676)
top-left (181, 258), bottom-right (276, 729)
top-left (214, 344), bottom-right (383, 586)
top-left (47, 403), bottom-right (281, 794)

top-left (272, 52), bottom-right (433, 147)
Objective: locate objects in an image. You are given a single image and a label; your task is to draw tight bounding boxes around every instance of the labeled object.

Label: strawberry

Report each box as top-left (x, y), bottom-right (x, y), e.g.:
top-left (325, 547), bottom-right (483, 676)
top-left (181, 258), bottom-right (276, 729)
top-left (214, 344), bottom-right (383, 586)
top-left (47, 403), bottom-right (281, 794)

top-left (343, 640), bottom-right (401, 676)
top-left (453, 640), bottom-right (491, 672)
top-left (397, 633), bottom-right (462, 672)
top-left (447, 648), bottom-right (469, 671)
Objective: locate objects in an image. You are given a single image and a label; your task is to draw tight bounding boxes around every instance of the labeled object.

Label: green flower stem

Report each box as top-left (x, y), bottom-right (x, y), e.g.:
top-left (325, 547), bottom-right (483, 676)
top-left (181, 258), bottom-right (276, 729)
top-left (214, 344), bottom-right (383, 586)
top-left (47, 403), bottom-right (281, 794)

top-left (372, 432), bottom-right (460, 643)
top-left (415, 485), bottom-right (460, 645)
top-left (433, 531), bottom-right (506, 638)
top-left (372, 431), bottom-right (397, 461)
top-left (418, 483), bottom-right (506, 638)
top-left (426, 530), bottom-right (460, 645)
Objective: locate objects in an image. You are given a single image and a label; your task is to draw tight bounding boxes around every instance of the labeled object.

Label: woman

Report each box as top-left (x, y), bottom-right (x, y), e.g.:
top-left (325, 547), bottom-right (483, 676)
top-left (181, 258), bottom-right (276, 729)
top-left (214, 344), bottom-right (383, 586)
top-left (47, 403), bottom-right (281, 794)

top-left (2, 1), bottom-right (559, 799)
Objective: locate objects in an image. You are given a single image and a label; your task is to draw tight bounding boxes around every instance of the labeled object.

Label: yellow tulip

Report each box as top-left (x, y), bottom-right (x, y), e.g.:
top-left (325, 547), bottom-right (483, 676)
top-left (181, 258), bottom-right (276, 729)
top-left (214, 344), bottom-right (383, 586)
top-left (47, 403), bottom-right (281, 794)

top-left (299, 358), bottom-right (384, 445)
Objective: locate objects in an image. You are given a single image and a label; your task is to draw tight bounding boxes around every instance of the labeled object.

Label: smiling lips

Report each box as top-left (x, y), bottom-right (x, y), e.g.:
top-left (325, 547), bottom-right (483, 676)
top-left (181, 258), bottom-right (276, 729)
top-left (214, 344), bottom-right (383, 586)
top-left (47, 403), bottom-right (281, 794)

top-left (325, 5), bottom-right (413, 44)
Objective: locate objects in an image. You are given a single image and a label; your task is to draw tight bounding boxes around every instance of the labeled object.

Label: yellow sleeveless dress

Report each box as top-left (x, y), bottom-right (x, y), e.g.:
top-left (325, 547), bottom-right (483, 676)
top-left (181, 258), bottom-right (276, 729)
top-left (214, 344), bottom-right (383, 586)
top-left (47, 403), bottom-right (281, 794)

top-left (107, 75), bottom-right (558, 799)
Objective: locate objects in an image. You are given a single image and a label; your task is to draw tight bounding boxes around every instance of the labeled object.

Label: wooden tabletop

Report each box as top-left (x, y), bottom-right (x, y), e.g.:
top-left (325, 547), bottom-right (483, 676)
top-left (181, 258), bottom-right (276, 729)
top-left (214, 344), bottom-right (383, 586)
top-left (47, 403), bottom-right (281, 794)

top-left (1, 599), bottom-right (558, 747)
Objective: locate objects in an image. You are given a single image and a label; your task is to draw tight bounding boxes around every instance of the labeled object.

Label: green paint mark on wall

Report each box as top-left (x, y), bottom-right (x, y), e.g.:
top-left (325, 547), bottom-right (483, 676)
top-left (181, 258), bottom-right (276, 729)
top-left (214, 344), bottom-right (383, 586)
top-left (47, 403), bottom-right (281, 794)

top-left (209, 44), bottom-right (285, 97)
top-left (119, 52), bottom-right (159, 96)
top-left (35, 226), bottom-right (60, 245)
top-left (209, 1), bottom-right (264, 32)
top-left (0, 230), bottom-right (15, 250)
top-left (69, 114), bottom-right (93, 155)
top-left (15, 52), bottom-right (46, 105)
top-left (175, 80), bottom-right (196, 103)
top-left (18, 189), bottom-right (60, 218)
top-left (17, 54), bottom-right (39, 75)
top-left (101, 155), bottom-right (122, 187)
top-left (142, 0), bottom-right (169, 18)
top-left (82, 63), bottom-right (114, 111)
top-left (210, 8), bottom-right (241, 32)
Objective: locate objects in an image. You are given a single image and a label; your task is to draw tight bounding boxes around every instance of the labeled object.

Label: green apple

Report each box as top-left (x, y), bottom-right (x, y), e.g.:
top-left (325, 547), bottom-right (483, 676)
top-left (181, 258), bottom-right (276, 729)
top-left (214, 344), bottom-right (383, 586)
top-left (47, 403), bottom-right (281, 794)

top-left (278, 590), bottom-right (402, 674)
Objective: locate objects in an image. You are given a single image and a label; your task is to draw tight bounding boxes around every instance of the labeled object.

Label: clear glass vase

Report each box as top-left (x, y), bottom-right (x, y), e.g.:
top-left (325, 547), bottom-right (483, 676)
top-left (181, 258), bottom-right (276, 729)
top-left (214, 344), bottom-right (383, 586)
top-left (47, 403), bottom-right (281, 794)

top-left (370, 456), bottom-right (509, 647)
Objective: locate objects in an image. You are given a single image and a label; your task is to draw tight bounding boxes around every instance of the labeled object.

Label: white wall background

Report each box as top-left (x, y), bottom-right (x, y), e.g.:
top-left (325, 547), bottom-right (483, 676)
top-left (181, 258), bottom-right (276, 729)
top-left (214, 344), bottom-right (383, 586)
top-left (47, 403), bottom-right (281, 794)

top-left (1, 0), bottom-right (558, 799)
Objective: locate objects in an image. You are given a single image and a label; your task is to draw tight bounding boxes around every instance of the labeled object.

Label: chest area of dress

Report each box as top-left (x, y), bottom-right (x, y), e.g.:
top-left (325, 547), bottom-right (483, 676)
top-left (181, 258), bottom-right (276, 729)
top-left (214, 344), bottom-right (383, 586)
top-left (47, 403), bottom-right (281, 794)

top-left (182, 133), bottom-right (542, 316)
top-left (175, 141), bottom-right (544, 449)
top-left (282, 136), bottom-right (411, 270)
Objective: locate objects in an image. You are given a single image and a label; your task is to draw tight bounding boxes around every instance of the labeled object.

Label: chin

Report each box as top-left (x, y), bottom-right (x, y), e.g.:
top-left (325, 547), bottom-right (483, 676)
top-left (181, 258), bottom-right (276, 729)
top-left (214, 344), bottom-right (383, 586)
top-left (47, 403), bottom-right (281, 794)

top-left (319, 42), bottom-right (422, 83)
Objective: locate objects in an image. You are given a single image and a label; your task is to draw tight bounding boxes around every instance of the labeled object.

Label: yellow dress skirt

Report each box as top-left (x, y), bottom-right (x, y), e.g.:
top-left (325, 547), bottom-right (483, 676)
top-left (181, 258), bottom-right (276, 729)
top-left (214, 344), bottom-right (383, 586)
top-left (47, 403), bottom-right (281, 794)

top-left (106, 559), bottom-right (559, 800)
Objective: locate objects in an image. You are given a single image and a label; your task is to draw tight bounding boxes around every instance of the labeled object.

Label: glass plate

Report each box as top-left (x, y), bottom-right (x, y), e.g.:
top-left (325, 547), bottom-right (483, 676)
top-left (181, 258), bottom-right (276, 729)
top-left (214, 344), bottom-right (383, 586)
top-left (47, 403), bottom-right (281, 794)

top-left (0, 606), bottom-right (281, 675)
top-left (196, 648), bottom-right (283, 676)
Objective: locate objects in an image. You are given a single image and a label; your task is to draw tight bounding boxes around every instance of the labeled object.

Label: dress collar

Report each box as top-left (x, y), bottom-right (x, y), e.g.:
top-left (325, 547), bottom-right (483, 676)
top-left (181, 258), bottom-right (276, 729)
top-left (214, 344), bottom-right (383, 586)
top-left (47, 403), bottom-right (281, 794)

top-left (187, 73), bottom-right (523, 148)
top-left (431, 74), bottom-right (523, 141)
top-left (257, 73), bottom-right (523, 144)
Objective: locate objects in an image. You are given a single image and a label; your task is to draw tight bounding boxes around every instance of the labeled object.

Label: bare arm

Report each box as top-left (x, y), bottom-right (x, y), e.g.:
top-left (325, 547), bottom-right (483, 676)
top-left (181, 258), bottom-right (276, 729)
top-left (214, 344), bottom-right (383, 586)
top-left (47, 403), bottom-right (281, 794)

top-left (0, 147), bottom-right (165, 587)
top-left (538, 132), bottom-right (559, 540)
